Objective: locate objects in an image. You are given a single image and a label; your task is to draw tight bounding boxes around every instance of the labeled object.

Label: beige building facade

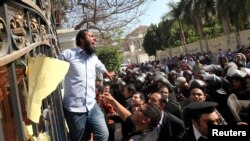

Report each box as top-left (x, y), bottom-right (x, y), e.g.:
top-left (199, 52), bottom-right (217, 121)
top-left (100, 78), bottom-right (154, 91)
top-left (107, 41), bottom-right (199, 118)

top-left (120, 25), bottom-right (154, 64)
top-left (57, 28), bottom-right (79, 50)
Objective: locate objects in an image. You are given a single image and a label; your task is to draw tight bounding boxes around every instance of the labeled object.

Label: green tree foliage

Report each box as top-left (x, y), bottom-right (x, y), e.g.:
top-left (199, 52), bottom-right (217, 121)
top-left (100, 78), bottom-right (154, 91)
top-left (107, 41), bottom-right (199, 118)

top-left (156, 19), bottom-right (199, 50)
top-left (141, 0), bottom-right (250, 54)
top-left (185, 29), bottom-right (199, 43)
top-left (203, 18), bottom-right (223, 39)
top-left (142, 24), bottom-right (163, 56)
top-left (244, 18), bottom-right (250, 29)
top-left (158, 19), bottom-right (183, 48)
top-left (96, 47), bottom-right (121, 73)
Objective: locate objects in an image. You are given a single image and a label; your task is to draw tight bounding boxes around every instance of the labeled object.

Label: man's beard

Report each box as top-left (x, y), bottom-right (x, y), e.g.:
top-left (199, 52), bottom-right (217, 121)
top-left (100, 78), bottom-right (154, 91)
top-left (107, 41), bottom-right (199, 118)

top-left (84, 41), bottom-right (95, 55)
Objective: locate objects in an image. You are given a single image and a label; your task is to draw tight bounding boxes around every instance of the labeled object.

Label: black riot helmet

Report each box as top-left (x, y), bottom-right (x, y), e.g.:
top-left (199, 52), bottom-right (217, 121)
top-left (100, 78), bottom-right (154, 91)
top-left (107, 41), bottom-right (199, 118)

top-left (201, 74), bottom-right (223, 91)
top-left (188, 79), bottom-right (206, 92)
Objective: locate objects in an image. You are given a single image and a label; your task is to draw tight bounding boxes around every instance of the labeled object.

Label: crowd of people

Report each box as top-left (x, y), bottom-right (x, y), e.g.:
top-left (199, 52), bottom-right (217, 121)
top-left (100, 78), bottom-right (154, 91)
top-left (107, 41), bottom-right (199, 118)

top-left (60, 30), bottom-right (249, 141)
top-left (97, 46), bottom-right (250, 141)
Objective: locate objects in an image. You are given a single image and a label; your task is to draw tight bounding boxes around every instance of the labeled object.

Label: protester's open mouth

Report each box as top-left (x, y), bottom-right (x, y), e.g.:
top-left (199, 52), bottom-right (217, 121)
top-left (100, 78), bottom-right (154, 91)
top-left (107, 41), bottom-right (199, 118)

top-left (91, 42), bottom-right (96, 48)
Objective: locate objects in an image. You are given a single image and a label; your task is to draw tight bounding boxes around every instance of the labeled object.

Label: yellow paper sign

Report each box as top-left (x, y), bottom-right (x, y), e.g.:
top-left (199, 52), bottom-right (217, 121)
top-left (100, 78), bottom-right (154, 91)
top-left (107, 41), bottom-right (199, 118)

top-left (27, 56), bottom-right (69, 123)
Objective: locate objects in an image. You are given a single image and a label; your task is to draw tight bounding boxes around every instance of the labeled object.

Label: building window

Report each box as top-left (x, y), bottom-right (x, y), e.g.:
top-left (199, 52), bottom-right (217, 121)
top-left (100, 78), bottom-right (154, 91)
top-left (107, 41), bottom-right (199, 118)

top-left (135, 41), bottom-right (141, 49)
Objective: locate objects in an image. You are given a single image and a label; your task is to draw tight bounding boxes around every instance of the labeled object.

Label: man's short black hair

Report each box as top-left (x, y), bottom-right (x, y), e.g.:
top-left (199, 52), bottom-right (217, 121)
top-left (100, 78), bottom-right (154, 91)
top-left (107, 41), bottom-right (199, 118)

top-left (143, 102), bottom-right (162, 127)
top-left (133, 92), bottom-right (145, 101)
top-left (76, 30), bottom-right (88, 46)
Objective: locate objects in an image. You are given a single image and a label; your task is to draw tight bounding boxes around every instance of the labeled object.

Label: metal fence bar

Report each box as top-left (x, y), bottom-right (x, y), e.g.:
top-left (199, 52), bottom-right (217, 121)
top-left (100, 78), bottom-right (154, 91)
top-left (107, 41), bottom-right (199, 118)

top-left (7, 63), bottom-right (26, 141)
top-left (53, 86), bottom-right (69, 141)
top-left (48, 95), bottom-right (60, 141)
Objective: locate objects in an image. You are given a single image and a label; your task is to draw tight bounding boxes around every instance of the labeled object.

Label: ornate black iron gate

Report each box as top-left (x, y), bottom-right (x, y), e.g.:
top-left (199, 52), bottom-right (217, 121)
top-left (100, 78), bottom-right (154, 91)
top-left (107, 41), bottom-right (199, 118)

top-left (0, 0), bottom-right (68, 140)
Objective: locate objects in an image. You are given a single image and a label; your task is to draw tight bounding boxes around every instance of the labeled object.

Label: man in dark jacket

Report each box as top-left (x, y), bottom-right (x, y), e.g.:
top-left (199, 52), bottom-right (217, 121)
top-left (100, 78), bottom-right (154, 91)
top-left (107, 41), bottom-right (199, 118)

top-left (181, 102), bottom-right (223, 141)
top-left (148, 92), bottom-right (185, 141)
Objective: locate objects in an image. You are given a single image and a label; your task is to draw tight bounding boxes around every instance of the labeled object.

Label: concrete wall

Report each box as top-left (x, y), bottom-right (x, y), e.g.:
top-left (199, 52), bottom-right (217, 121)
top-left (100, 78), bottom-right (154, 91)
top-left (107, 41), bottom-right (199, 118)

top-left (240, 30), bottom-right (250, 47)
top-left (122, 53), bottom-right (150, 64)
top-left (185, 42), bottom-right (202, 55)
top-left (158, 29), bottom-right (250, 58)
